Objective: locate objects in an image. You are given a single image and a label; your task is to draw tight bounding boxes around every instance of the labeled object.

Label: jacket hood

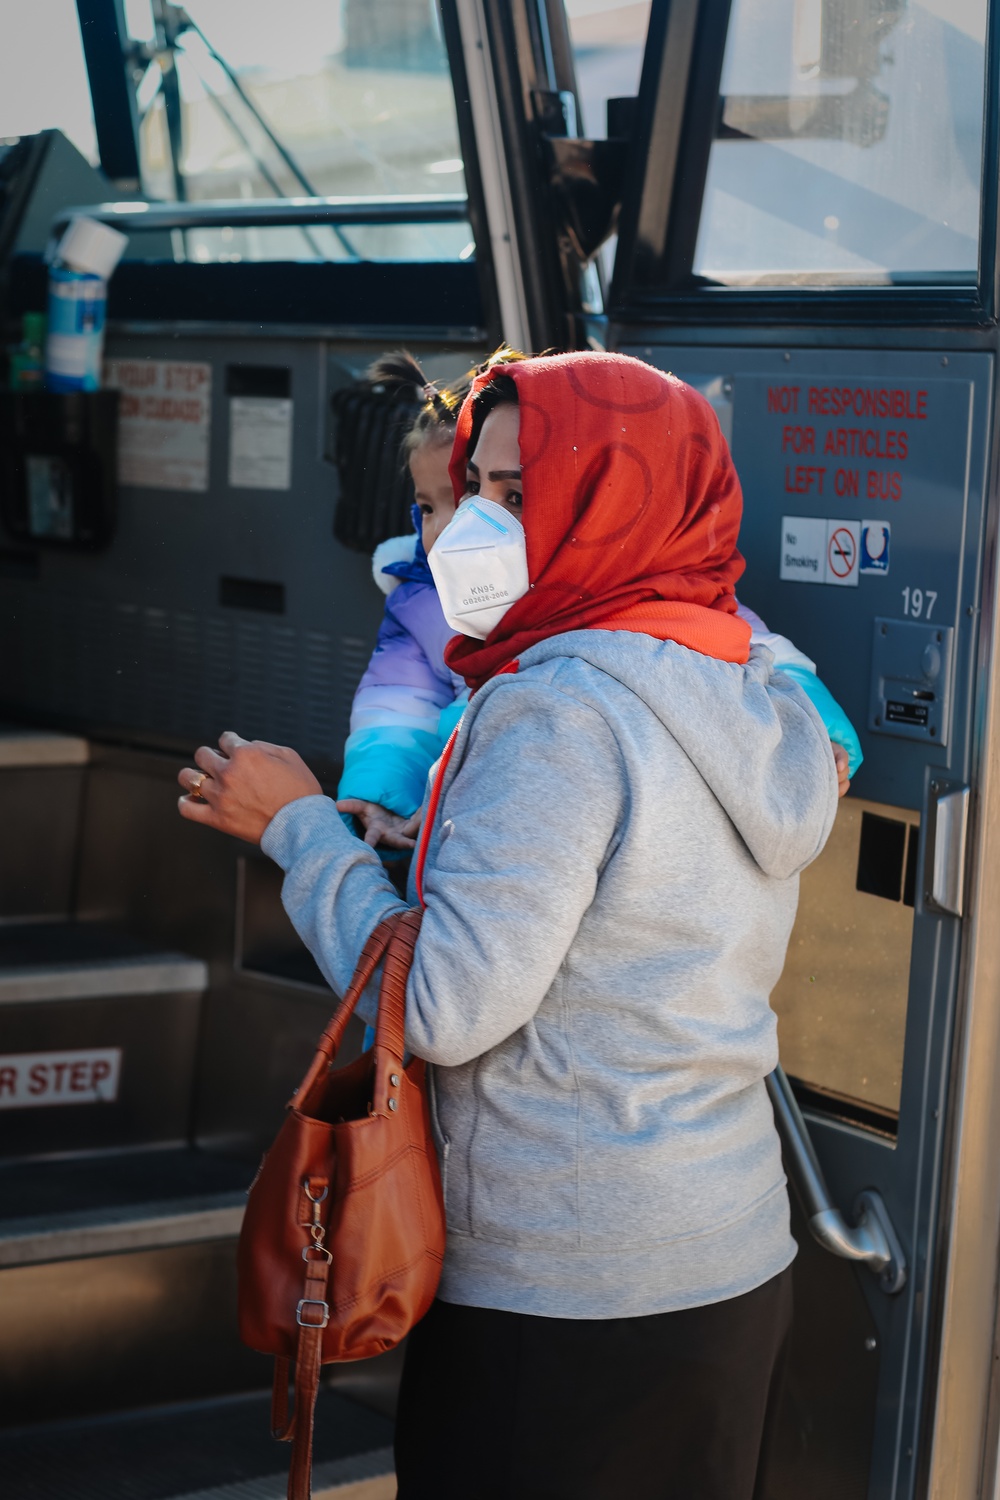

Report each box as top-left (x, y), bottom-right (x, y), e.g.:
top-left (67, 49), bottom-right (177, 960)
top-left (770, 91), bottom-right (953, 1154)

top-left (515, 630), bottom-right (838, 881)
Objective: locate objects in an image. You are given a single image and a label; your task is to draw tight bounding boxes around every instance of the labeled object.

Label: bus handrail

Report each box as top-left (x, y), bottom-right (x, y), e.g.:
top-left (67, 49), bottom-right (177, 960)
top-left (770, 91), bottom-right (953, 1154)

top-left (766, 1065), bottom-right (907, 1294)
top-left (50, 195), bottom-right (471, 240)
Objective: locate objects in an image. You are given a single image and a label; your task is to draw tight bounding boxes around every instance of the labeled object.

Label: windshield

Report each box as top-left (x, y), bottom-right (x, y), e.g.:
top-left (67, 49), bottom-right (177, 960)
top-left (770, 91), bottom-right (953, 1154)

top-left (120, 0), bottom-right (471, 263)
top-left (0, 0), bottom-right (97, 162)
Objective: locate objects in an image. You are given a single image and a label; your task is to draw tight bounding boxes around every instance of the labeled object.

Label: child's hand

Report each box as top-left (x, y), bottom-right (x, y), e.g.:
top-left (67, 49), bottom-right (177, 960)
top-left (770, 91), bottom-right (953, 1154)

top-left (337, 798), bottom-right (423, 850)
top-left (832, 743), bottom-right (851, 798)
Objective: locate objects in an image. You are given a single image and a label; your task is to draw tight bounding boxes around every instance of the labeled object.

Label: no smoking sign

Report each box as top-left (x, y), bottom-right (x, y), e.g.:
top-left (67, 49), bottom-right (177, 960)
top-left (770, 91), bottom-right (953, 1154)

top-left (827, 525), bottom-right (859, 584)
top-left (781, 517), bottom-right (860, 587)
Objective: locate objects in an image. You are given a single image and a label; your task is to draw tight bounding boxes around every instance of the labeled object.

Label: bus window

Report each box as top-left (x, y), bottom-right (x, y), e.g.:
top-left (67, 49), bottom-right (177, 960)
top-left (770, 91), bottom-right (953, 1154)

top-left (0, 0), bottom-right (97, 162)
top-left (566, 1), bottom-right (652, 278)
top-left (120, 0), bottom-right (472, 263)
top-left (693, 0), bottom-right (988, 284)
top-left (566, 0), bottom-right (651, 134)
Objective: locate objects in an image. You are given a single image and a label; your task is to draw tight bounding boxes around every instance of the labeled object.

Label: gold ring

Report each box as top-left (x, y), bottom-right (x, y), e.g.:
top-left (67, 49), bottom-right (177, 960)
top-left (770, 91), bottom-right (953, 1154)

top-left (188, 772), bottom-right (208, 801)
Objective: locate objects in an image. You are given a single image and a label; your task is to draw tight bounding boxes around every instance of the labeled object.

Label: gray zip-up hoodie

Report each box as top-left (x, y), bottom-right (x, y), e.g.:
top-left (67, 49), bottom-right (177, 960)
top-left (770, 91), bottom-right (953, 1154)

top-left (262, 630), bottom-right (838, 1319)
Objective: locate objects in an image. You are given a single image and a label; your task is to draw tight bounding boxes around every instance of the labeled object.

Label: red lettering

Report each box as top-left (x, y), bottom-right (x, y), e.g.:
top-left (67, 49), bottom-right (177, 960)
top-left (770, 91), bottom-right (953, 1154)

top-left (139, 396), bottom-right (200, 422)
top-left (91, 1060), bottom-right (111, 1087)
top-left (834, 468), bottom-right (859, 497)
top-left (808, 386), bottom-right (927, 421)
top-left (112, 361), bottom-right (157, 391)
top-left (867, 471), bottom-right (903, 501)
top-left (785, 465), bottom-right (826, 495)
top-left (782, 425), bottom-right (815, 454)
top-left (824, 428), bottom-right (910, 459)
top-left (70, 1062), bottom-right (88, 1092)
top-left (28, 1065), bottom-right (47, 1095)
top-left (768, 386), bottom-right (800, 415)
top-left (0, 1067), bottom-right (16, 1096)
top-left (50, 1062), bottom-right (68, 1092)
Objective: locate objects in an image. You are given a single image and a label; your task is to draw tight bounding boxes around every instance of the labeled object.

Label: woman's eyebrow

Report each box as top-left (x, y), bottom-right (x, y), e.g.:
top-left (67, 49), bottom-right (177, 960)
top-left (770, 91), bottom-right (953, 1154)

top-left (488, 469), bottom-right (522, 481)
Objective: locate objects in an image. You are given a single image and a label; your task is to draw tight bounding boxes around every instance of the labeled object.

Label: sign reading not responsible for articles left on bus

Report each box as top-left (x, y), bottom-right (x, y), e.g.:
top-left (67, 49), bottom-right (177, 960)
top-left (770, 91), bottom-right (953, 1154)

top-left (104, 359), bottom-right (212, 491)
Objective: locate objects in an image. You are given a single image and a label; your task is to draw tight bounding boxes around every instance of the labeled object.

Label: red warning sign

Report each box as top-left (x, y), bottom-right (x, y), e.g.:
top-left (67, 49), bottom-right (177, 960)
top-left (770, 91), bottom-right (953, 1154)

top-left (828, 526), bottom-right (856, 578)
top-left (825, 524), bottom-right (860, 587)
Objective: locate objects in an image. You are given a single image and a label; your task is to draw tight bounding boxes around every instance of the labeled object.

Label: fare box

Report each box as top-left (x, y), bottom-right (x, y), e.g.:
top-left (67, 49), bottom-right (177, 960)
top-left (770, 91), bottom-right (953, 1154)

top-left (780, 516), bottom-right (860, 587)
top-left (0, 1047), bottom-right (122, 1109)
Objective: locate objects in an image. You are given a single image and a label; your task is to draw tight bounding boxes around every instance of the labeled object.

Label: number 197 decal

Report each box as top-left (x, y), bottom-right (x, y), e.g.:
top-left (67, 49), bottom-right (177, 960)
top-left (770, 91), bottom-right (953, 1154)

top-left (901, 587), bottom-right (937, 620)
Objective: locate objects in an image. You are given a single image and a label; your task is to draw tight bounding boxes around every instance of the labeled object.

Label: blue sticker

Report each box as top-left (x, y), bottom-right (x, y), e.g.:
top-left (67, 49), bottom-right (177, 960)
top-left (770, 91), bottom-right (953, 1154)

top-left (860, 521), bottom-right (890, 575)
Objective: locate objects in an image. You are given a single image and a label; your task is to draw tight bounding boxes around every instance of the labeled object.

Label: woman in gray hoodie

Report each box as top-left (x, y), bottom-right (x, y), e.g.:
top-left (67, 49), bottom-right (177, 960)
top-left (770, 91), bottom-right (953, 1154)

top-left (179, 352), bottom-right (839, 1499)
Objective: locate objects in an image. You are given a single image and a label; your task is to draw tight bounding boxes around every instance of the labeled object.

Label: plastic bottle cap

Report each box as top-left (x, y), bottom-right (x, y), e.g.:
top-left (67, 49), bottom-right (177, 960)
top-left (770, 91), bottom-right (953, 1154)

top-left (55, 216), bottom-right (129, 279)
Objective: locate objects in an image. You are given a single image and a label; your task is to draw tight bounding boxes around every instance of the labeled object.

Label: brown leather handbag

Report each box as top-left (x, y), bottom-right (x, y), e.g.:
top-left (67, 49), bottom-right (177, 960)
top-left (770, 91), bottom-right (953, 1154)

top-left (237, 907), bottom-right (445, 1499)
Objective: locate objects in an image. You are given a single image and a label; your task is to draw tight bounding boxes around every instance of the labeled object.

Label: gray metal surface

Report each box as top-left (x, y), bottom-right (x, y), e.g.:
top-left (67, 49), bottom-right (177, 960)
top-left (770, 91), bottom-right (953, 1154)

top-left (0, 1386), bottom-right (394, 1498)
top-left (614, 339), bottom-right (991, 1500)
top-left (927, 784), bottom-right (970, 918)
top-left (0, 1198), bottom-right (244, 1268)
top-left (0, 953), bottom-right (207, 1003)
top-left (0, 765), bottom-right (87, 919)
top-left (0, 990), bottom-right (200, 1152)
top-left (0, 725), bottom-right (88, 767)
top-left (0, 332), bottom-right (482, 772)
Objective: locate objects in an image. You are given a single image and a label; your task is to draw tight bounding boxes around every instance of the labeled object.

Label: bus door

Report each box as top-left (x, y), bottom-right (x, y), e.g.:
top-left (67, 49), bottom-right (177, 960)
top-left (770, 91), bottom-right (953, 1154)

top-left (596, 0), bottom-right (1000, 1495)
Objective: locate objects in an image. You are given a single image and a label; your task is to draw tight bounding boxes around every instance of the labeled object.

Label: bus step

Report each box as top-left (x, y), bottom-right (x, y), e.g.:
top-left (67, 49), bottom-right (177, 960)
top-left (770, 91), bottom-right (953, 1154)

top-left (0, 1146), bottom-right (259, 1423)
top-left (0, 1145), bottom-right (250, 1268)
top-left (0, 1386), bottom-right (394, 1500)
top-left (0, 920), bottom-right (207, 1160)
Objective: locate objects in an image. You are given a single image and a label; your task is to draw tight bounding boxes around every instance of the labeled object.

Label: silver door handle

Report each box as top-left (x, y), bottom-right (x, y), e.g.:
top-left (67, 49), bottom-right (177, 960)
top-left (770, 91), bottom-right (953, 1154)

top-left (928, 783), bottom-right (970, 917)
top-left (766, 1065), bottom-right (907, 1294)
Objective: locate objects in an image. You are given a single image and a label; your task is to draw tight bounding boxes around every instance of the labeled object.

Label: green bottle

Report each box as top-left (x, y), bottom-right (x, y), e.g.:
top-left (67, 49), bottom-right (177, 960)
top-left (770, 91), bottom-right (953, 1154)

top-left (9, 311), bottom-right (47, 391)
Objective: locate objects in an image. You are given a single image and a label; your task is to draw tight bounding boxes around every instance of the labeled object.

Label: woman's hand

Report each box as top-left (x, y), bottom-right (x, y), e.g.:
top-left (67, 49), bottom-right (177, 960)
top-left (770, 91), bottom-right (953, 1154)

top-left (178, 731), bottom-right (322, 844)
top-left (833, 743), bottom-right (851, 799)
top-left (336, 798), bottom-right (423, 850)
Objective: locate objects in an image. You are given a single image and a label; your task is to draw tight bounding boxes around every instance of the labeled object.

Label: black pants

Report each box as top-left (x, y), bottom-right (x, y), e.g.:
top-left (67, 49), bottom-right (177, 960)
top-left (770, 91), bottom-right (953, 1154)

top-left (394, 1266), bottom-right (793, 1500)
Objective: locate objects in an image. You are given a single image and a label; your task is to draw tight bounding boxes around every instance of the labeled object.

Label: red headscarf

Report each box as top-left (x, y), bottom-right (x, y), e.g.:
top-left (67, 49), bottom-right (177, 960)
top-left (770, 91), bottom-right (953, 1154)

top-left (444, 351), bottom-right (750, 692)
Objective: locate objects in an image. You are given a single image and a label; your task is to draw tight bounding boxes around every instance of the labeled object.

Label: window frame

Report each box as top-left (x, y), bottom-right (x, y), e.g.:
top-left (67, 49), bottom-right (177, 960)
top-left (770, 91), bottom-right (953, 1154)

top-left (610, 0), bottom-right (1000, 326)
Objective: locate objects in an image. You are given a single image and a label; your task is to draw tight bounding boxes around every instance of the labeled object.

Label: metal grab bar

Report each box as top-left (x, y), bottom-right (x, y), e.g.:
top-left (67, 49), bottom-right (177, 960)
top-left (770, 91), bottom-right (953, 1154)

top-left (766, 1065), bottom-right (907, 1294)
top-left (51, 195), bottom-right (470, 239)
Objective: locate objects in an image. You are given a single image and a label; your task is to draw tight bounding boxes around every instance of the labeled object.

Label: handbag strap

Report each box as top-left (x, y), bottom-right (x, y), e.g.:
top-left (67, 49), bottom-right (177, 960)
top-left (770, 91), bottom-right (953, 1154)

top-left (372, 906), bottom-right (423, 1061)
top-left (291, 913), bottom-right (402, 1106)
top-left (270, 1241), bottom-right (334, 1500)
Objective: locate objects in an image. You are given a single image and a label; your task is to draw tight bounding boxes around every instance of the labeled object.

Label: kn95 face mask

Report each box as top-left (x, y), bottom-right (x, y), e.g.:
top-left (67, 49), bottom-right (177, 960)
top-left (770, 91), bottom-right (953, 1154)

top-left (428, 497), bottom-right (529, 640)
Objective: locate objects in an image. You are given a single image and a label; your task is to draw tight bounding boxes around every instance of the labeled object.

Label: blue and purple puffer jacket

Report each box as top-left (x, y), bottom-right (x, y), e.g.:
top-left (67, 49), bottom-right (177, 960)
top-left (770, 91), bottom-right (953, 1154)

top-left (337, 516), bottom-right (470, 818)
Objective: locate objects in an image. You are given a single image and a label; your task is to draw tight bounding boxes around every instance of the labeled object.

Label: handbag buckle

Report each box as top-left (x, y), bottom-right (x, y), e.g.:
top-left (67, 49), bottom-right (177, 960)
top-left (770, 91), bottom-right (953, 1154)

top-left (297, 1298), bottom-right (330, 1329)
top-left (302, 1244), bottom-right (333, 1264)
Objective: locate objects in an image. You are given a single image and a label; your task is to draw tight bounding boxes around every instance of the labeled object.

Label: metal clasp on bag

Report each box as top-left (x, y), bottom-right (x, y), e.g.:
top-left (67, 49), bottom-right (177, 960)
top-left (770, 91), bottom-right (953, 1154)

top-left (296, 1297), bottom-right (330, 1329)
top-left (302, 1178), bottom-right (333, 1263)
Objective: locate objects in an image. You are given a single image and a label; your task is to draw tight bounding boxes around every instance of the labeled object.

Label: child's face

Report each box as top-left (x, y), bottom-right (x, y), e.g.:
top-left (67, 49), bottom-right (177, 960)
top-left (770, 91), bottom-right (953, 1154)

top-left (410, 436), bottom-right (457, 553)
